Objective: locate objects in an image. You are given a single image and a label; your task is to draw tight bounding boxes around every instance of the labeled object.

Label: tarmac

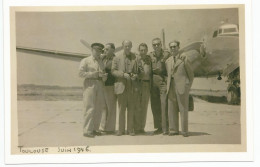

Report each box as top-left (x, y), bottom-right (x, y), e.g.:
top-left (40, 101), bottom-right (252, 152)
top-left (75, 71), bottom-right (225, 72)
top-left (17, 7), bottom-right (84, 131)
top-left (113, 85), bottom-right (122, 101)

top-left (17, 97), bottom-right (241, 148)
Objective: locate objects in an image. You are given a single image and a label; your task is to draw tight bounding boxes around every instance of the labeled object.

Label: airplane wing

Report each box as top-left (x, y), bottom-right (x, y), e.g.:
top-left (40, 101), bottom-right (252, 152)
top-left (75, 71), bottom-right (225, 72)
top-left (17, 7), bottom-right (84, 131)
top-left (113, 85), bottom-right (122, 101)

top-left (222, 62), bottom-right (239, 76)
top-left (16, 46), bottom-right (89, 62)
top-left (80, 39), bottom-right (123, 53)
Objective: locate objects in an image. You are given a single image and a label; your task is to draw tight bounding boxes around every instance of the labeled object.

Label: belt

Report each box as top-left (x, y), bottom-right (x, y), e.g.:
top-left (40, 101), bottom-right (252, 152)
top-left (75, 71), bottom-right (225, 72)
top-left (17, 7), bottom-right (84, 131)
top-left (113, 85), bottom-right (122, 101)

top-left (87, 78), bottom-right (102, 80)
top-left (140, 80), bottom-right (150, 82)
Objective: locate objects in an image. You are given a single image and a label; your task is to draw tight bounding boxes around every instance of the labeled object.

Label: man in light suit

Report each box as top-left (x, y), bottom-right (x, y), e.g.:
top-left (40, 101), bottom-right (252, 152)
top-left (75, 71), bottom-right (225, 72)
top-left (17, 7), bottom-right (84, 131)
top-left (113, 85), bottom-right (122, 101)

top-left (111, 40), bottom-right (138, 136)
top-left (79, 43), bottom-right (108, 138)
top-left (165, 40), bottom-right (194, 137)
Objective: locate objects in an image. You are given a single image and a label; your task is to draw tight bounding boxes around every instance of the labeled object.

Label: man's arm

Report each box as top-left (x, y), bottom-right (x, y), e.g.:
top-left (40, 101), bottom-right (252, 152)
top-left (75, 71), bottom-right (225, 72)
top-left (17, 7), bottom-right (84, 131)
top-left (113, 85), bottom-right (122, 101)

top-left (79, 59), bottom-right (98, 78)
top-left (184, 57), bottom-right (194, 85)
top-left (111, 56), bottom-right (124, 78)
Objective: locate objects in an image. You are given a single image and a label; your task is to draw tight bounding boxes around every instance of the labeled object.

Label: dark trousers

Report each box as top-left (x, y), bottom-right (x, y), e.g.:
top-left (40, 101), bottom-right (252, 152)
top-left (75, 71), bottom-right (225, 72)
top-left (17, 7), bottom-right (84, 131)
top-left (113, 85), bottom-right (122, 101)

top-left (150, 76), bottom-right (168, 132)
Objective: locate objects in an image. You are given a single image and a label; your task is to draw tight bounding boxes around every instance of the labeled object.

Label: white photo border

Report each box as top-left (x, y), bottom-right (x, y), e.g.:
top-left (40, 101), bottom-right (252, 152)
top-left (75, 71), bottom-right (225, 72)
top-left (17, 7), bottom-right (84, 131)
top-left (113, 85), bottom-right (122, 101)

top-left (3, 0), bottom-right (253, 164)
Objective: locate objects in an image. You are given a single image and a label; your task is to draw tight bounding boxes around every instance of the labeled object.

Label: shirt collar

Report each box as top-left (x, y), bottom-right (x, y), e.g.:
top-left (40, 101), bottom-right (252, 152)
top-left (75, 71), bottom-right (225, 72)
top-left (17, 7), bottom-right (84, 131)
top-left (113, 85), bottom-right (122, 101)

top-left (124, 52), bottom-right (133, 60)
top-left (105, 53), bottom-right (115, 60)
top-left (92, 55), bottom-right (101, 61)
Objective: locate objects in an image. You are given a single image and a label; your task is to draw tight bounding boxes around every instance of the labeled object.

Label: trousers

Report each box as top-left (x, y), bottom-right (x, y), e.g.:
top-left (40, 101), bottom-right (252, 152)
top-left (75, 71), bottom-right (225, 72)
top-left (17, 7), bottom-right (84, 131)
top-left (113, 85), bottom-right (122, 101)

top-left (100, 85), bottom-right (117, 132)
top-left (134, 81), bottom-right (150, 131)
top-left (168, 78), bottom-right (188, 133)
top-left (150, 75), bottom-right (168, 132)
top-left (117, 80), bottom-right (138, 133)
top-left (82, 80), bottom-right (106, 134)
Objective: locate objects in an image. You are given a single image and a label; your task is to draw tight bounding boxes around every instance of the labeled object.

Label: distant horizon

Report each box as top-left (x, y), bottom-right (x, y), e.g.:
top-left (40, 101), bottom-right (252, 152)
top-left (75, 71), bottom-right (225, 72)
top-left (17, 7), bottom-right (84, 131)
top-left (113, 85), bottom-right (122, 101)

top-left (17, 81), bottom-right (228, 91)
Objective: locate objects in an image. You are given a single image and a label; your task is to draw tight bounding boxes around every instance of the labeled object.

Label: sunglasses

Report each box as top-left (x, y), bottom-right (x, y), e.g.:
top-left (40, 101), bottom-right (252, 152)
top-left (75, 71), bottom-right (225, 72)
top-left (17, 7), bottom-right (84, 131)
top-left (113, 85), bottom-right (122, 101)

top-left (152, 43), bottom-right (161, 47)
top-left (93, 47), bottom-right (103, 51)
top-left (170, 45), bottom-right (178, 49)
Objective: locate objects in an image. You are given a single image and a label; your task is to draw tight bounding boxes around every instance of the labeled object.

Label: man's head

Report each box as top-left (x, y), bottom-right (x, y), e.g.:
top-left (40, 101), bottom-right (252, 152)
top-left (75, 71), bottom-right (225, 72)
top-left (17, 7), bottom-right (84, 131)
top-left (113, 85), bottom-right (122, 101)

top-left (104, 43), bottom-right (115, 56)
top-left (122, 40), bottom-right (132, 54)
top-left (91, 43), bottom-right (104, 57)
top-left (138, 43), bottom-right (148, 57)
top-left (169, 40), bottom-right (180, 55)
top-left (152, 38), bottom-right (162, 52)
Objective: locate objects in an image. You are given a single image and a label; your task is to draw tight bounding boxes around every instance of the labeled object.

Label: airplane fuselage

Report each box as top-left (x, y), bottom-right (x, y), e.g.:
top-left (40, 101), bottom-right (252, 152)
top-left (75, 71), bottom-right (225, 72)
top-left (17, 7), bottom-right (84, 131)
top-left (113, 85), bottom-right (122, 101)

top-left (195, 35), bottom-right (239, 77)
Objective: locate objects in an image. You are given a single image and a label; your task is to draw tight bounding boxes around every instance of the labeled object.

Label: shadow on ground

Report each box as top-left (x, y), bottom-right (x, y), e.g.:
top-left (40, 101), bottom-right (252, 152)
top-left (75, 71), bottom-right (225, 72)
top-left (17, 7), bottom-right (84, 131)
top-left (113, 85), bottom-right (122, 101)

top-left (188, 131), bottom-right (211, 136)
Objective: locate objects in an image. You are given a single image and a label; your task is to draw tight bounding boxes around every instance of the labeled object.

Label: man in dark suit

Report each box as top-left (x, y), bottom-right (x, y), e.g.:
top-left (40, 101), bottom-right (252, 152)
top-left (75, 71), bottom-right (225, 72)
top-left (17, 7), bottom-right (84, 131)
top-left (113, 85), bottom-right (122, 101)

top-left (100, 43), bottom-right (117, 135)
top-left (134, 43), bottom-right (152, 134)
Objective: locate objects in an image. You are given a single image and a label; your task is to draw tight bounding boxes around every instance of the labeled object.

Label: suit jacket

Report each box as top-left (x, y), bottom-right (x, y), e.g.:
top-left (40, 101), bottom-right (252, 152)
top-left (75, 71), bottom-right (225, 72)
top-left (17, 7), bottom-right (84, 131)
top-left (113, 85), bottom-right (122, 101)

top-left (149, 49), bottom-right (170, 88)
top-left (165, 54), bottom-right (194, 95)
top-left (111, 52), bottom-right (138, 94)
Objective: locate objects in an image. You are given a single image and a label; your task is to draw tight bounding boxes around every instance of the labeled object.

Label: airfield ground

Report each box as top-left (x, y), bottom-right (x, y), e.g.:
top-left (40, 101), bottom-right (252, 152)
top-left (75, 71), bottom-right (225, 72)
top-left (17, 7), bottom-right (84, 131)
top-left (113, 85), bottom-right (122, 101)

top-left (16, 97), bottom-right (241, 149)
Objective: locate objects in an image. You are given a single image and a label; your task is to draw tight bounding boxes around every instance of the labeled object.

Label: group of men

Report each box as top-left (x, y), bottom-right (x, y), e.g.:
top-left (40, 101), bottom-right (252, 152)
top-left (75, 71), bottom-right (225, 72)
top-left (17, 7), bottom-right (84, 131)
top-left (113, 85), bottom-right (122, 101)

top-left (79, 38), bottom-right (194, 138)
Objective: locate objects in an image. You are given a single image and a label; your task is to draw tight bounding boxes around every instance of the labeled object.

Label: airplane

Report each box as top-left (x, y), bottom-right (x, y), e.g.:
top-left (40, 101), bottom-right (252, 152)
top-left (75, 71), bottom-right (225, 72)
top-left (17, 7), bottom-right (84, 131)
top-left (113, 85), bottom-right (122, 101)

top-left (16, 22), bottom-right (240, 104)
top-left (173, 23), bottom-right (240, 104)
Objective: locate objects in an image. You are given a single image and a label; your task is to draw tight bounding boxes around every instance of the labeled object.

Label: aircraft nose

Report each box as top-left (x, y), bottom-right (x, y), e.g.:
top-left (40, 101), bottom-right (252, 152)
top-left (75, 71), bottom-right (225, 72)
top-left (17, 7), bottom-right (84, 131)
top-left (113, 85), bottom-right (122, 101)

top-left (207, 36), bottom-right (239, 52)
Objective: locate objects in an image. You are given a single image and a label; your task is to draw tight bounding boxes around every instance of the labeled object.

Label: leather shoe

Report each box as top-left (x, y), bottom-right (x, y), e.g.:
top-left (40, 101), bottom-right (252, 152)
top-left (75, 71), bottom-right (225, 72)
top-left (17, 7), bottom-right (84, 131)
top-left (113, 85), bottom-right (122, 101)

top-left (116, 131), bottom-right (124, 136)
top-left (83, 133), bottom-right (95, 138)
top-left (129, 132), bottom-right (135, 136)
top-left (169, 132), bottom-right (179, 136)
top-left (135, 130), bottom-right (145, 135)
top-left (153, 128), bottom-right (163, 135)
top-left (163, 132), bottom-right (168, 135)
top-left (182, 133), bottom-right (189, 137)
top-left (93, 130), bottom-right (102, 136)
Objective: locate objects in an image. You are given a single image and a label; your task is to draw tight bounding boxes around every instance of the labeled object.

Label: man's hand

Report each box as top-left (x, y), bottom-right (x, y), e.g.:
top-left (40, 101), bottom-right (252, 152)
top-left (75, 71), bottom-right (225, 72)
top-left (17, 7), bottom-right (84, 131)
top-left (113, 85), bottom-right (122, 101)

top-left (99, 72), bottom-right (108, 81)
top-left (123, 73), bottom-right (131, 80)
top-left (102, 73), bottom-right (107, 82)
top-left (179, 54), bottom-right (186, 61)
top-left (130, 74), bottom-right (137, 80)
top-left (153, 68), bottom-right (161, 74)
top-left (92, 71), bottom-right (99, 78)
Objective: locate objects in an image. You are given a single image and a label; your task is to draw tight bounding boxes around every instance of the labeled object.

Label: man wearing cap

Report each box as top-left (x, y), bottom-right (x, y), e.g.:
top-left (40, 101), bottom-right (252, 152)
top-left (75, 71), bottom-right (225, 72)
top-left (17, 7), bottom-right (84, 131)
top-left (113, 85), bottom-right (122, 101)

top-left (79, 43), bottom-right (108, 138)
top-left (134, 43), bottom-right (152, 134)
top-left (149, 38), bottom-right (171, 135)
top-left (99, 43), bottom-right (117, 135)
top-left (165, 40), bottom-right (194, 137)
top-left (111, 40), bottom-right (138, 136)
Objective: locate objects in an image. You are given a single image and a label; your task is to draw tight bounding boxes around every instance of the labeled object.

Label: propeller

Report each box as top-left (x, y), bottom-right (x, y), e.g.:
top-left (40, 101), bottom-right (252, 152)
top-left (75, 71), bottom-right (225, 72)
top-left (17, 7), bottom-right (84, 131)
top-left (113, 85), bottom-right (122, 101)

top-left (114, 45), bottom-right (123, 53)
top-left (80, 39), bottom-right (123, 53)
top-left (80, 39), bottom-right (91, 50)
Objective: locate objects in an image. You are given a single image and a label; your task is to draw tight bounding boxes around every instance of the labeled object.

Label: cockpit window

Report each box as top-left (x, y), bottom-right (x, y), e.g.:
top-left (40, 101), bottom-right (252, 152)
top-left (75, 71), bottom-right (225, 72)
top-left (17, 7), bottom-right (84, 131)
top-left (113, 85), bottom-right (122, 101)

top-left (223, 28), bottom-right (237, 33)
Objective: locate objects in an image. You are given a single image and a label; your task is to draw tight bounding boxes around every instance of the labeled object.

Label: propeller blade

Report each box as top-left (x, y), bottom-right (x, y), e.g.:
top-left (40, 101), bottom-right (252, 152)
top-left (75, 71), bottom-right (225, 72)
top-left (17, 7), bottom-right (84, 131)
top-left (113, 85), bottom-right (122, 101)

top-left (161, 29), bottom-right (166, 50)
top-left (115, 45), bottom-right (123, 53)
top-left (80, 39), bottom-right (91, 50)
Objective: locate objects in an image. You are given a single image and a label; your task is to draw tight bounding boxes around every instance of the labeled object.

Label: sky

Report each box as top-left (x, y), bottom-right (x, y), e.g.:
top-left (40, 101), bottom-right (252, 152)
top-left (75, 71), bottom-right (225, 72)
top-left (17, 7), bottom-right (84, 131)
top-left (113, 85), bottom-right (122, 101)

top-left (15, 7), bottom-right (239, 89)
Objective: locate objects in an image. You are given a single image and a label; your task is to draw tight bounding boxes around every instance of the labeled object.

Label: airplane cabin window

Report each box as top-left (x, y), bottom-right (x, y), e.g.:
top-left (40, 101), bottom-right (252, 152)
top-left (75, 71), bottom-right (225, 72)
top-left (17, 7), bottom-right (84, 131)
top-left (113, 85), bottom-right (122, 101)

top-left (223, 28), bottom-right (237, 33)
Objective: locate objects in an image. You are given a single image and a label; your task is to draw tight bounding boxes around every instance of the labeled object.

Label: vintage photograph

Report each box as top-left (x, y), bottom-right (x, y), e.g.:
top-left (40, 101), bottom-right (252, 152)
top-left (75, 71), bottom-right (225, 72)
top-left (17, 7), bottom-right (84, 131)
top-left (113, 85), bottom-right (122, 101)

top-left (11, 5), bottom-right (245, 154)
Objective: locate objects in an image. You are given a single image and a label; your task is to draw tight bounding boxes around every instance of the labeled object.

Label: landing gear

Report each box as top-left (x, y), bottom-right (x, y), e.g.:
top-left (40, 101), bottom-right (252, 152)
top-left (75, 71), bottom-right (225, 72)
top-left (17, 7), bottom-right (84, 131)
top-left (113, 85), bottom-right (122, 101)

top-left (227, 83), bottom-right (240, 104)
top-left (217, 72), bottom-right (222, 80)
top-left (226, 68), bottom-right (240, 105)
